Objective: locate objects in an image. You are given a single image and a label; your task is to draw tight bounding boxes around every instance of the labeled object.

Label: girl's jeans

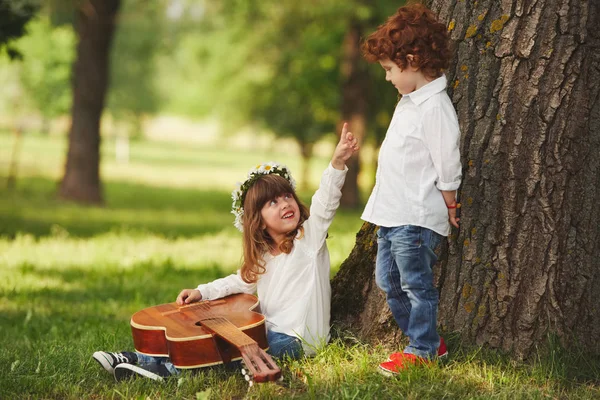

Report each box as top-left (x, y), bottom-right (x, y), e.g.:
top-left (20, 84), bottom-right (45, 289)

top-left (375, 225), bottom-right (442, 359)
top-left (135, 329), bottom-right (303, 376)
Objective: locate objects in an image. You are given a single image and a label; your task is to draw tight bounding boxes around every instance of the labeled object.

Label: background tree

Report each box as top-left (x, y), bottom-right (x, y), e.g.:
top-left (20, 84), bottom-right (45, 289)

top-left (0, 0), bottom-right (38, 58)
top-left (160, 1), bottom-right (347, 188)
top-left (106, 0), bottom-right (165, 141)
top-left (158, 0), bottom-right (399, 191)
top-left (15, 17), bottom-right (75, 134)
top-left (59, 0), bottom-right (121, 204)
top-left (246, 2), bottom-right (347, 189)
top-left (0, 0), bottom-right (40, 189)
top-left (332, 0), bottom-right (600, 358)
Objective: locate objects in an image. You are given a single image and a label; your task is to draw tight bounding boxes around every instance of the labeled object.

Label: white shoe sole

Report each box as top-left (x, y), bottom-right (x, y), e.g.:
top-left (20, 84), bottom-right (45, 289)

top-left (92, 352), bottom-right (115, 374)
top-left (378, 365), bottom-right (398, 377)
top-left (114, 364), bottom-right (164, 382)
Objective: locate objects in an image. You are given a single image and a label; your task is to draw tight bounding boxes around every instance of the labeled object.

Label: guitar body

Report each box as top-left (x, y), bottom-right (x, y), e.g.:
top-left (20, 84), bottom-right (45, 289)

top-left (130, 293), bottom-right (269, 369)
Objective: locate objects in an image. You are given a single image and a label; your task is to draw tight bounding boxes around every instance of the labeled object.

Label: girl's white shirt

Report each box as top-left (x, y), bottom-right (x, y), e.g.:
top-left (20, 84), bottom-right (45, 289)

top-left (362, 75), bottom-right (462, 236)
top-left (197, 163), bottom-right (347, 355)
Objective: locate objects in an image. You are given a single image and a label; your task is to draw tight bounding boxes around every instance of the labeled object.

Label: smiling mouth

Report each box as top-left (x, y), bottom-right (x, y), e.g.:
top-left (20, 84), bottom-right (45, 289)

top-left (282, 211), bottom-right (295, 219)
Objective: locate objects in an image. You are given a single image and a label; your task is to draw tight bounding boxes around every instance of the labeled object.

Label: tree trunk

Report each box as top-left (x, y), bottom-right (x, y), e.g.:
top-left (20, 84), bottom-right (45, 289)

top-left (59, 0), bottom-right (121, 204)
top-left (299, 141), bottom-right (313, 191)
top-left (339, 22), bottom-right (369, 209)
top-left (332, 0), bottom-right (600, 358)
top-left (6, 124), bottom-right (23, 189)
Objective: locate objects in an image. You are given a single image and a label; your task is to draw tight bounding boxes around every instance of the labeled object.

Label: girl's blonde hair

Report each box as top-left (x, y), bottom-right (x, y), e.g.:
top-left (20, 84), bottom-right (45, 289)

top-left (240, 174), bottom-right (309, 283)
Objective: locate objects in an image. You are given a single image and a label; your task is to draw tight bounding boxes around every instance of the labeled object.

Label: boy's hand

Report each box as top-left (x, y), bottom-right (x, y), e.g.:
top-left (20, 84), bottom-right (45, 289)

top-left (332, 122), bottom-right (359, 170)
top-left (176, 288), bottom-right (202, 305)
top-left (448, 207), bottom-right (460, 228)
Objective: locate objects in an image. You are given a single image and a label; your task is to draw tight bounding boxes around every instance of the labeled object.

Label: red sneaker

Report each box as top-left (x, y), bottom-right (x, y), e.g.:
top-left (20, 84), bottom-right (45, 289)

top-left (378, 353), bottom-right (429, 376)
top-left (438, 336), bottom-right (448, 358)
top-left (388, 337), bottom-right (448, 363)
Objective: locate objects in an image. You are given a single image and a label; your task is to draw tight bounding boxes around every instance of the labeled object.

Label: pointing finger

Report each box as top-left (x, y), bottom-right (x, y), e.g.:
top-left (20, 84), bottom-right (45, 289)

top-left (341, 122), bottom-right (348, 138)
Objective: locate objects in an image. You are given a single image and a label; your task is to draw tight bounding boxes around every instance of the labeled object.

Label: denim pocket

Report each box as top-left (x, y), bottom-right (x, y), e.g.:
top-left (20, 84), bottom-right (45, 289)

top-left (388, 225), bottom-right (421, 256)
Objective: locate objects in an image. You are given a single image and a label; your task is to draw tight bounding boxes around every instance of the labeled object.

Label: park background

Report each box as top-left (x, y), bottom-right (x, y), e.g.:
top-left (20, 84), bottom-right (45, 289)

top-left (1, 0), bottom-right (599, 399)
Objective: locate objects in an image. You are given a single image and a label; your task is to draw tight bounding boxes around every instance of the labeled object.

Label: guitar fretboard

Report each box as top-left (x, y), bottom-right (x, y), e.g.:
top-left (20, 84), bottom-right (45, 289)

top-left (200, 317), bottom-right (257, 348)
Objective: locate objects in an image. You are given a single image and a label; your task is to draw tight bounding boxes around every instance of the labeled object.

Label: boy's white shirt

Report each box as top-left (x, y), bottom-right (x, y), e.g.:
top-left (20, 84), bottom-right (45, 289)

top-left (197, 163), bottom-right (347, 355)
top-left (362, 74), bottom-right (462, 236)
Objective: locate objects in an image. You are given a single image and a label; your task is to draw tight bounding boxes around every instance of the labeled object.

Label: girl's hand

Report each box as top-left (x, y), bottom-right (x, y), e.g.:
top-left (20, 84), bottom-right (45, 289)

top-left (332, 122), bottom-right (359, 170)
top-left (176, 288), bottom-right (202, 305)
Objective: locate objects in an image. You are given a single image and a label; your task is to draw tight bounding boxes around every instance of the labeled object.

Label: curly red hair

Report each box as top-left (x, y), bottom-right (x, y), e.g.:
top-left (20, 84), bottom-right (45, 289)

top-left (362, 3), bottom-right (451, 79)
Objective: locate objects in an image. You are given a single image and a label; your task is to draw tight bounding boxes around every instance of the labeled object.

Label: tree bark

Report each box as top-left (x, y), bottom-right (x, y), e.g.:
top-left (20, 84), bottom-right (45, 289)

top-left (332, 0), bottom-right (600, 358)
top-left (59, 0), bottom-right (121, 204)
top-left (339, 22), bottom-right (369, 209)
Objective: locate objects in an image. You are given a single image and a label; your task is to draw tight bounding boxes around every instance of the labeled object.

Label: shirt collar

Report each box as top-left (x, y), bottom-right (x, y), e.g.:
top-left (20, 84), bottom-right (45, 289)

top-left (404, 74), bottom-right (447, 105)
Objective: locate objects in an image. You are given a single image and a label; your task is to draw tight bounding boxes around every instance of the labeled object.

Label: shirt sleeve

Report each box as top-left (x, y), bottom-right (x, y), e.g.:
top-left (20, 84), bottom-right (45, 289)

top-left (302, 162), bottom-right (347, 250)
top-left (196, 270), bottom-right (256, 300)
top-left (422, 104), bottom-right (462, 191)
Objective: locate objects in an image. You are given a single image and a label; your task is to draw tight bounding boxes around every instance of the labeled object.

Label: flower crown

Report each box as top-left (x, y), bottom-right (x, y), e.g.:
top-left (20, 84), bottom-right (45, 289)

top-left (231, 161), bottom-right (296, 232)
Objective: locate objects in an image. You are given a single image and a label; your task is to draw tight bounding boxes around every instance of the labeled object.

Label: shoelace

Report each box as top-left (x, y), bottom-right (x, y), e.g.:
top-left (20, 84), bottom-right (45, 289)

top-left (112, 352), bottom-right (129, 363)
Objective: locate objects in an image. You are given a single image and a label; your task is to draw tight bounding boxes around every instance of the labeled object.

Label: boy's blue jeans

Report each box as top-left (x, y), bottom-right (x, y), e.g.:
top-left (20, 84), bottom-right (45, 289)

top-left (375, 225), bottom-right (442, 359)
top-left (135, 329), bottom-right (303, 376)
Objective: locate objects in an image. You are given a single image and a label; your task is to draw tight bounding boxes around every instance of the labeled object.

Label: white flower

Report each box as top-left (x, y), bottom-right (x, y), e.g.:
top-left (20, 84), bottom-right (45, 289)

top-left (232, 208), bottom-right (244, 232)
top-left (231, 161), bottom-right (296, 233)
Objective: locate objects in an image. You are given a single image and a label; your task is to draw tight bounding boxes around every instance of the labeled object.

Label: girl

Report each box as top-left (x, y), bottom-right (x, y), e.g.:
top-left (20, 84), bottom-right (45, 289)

top-left (93, 123), bottom-right (359, 381)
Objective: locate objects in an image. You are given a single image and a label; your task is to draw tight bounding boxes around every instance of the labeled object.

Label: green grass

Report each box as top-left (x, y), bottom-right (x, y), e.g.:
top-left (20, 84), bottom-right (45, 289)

top-left (1, 130), bottom-right (599, 399)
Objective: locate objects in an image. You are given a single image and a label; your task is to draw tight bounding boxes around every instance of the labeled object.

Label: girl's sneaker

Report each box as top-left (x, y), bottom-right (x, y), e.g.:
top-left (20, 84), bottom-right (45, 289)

top-left (113, 363), bottom-right (170, 382)
top-left (92, 351), bottom-right (137, 374)
top-left (387, 336), bottom-right (448, 363)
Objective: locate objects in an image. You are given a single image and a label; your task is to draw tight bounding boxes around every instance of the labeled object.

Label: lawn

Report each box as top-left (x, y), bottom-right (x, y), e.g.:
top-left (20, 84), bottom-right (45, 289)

top-left (1, 130), bottom-right (598, 399)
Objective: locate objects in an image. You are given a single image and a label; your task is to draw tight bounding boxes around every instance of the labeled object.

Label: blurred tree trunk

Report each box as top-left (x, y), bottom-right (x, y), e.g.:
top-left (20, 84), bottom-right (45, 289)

top-left (339, 22), bottom-right (369, 209)
top-left (59, 0), bottom-right (121, 204)
top-left (6, 124), bottom-right (23, 189)
top-left (332, 0), bottom-right (600, 358)
top-left (299, 141), bottom-right (313, 191)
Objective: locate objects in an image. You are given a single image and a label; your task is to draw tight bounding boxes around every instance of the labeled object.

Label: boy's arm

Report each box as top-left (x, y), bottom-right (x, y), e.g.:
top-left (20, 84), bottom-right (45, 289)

top-left (441, 190), bottom-right (460, 228)
top-left (422, 105), bottom-right (462, 228)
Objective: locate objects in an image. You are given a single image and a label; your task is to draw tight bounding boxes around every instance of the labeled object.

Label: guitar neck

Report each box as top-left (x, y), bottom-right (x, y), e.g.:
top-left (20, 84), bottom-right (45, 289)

top-left (200, 317), bottom-right (257, 349)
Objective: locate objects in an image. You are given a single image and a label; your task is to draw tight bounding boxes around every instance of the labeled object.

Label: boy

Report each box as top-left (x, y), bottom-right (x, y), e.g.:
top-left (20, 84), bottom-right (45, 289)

top-left (361, 3), bottom-right (462, 375)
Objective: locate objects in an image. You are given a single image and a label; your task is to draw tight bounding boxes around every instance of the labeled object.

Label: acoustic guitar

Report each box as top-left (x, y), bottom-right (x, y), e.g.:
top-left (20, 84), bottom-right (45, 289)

top-left (130, 293), bottom-right (281, 383)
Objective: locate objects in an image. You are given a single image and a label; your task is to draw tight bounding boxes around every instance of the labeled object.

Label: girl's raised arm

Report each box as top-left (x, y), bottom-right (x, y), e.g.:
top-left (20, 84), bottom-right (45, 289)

top-left (303, 123), bottom-right (359, 249)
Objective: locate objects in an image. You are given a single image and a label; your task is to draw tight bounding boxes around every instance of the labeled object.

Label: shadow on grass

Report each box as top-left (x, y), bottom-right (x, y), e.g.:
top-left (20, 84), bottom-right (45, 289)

top-left (1, 259), bottom-right (229, 342)
top-left (0, 175), bottom-right (234, 239)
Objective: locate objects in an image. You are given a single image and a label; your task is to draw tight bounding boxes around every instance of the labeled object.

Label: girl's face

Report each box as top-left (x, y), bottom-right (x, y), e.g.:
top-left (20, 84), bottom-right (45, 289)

top-left (379, 58), bottom-right (421, 95)
top-left (260, 192), bottom-right (300, 243)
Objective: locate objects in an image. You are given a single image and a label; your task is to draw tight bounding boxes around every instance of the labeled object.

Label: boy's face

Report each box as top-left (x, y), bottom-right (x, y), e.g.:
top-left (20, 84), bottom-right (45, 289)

top-left (379, 58), bottom-right (426, 95)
